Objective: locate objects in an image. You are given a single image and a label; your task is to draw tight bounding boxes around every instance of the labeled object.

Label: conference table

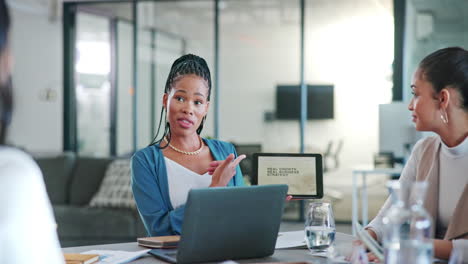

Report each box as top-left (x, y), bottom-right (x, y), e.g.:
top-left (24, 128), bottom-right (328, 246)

top-left (63, 232), bottom-right (356, 263)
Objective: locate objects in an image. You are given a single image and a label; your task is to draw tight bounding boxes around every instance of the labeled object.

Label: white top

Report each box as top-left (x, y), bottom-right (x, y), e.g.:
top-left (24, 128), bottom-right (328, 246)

top-left (0, 147), bottom-right (64, 264)
top-left (367, 136), bottom-right (468, 261)
top-left (438, 138), bottom-right (468, 235)
top-left (165, 157), bottom-right (212, 209)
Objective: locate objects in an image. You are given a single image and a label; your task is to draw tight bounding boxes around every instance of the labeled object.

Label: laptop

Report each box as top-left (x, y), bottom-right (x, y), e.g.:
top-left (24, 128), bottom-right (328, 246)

top-left (149, 184), bottom-right (288, 264)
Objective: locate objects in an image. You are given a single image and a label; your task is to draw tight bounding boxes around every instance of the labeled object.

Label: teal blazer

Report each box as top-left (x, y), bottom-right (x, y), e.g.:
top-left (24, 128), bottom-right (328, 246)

top-left (131, 138), bottom-right (245, 236)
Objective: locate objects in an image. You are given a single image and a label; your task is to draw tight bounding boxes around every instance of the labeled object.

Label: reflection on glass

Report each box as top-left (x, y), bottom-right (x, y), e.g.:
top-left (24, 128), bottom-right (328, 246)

top-left (150, 0), bottom-right (214, 138)
top-left (135, 24), bottom-right (186, 148)
top-left (137, 29), bottom-right (152, 148)
top-left (76, 13), bottom-right (111, 157)
top-left (117, 21), bottom-right (133, 156)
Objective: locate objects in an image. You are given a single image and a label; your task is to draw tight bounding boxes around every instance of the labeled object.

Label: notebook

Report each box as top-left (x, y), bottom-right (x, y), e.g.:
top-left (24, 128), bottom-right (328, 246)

top-left (149, 184), bottom-right (288, 264)
top-left (137, 235), bottom-right (180, 248)
top-left (63, 253), bottom-right (99, 264)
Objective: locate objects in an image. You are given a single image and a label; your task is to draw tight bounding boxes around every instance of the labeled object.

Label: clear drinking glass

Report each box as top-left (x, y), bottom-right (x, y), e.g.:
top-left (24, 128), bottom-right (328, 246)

top-left (305, 202), bottom-right (336, 252)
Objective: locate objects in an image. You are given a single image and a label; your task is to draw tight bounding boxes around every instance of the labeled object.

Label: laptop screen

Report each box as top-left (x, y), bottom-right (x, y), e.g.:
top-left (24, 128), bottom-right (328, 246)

top-left (171, 185), bottom-right (288, 264)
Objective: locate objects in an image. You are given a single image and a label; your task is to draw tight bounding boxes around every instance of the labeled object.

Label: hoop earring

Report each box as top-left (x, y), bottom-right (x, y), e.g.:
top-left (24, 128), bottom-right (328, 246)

top-left (440, 109), bottom-right (449, 124)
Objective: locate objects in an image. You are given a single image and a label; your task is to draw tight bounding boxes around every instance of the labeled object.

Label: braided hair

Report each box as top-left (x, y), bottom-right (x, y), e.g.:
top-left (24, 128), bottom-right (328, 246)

top-left (150, 54), bottom-right (212, 147)
top-left (0, 0), bottom-right (12, 145)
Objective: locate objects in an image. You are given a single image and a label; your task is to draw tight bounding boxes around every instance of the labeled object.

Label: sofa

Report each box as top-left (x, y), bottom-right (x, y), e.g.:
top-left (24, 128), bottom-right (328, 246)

top-left (35, 152), bottom-right (146, 247)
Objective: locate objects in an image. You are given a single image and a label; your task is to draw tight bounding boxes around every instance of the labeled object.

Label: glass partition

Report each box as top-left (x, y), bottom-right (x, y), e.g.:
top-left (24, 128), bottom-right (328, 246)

top-left (136, 28), bottom-right (152, 148)
top-left (219, 0), bottom-right (301, 153)
top-left (147, 0), bottom-right (214, 139)
top-left (66, 0), bottom-right (393, 169)
top-left (152, 32), bottom-right (185, 139)
top-left (304, 0), bottom-right (394, 169)
top-left (75, 12), bottom-right (111, 157)
top-left (218, 0), bottom-right (301, 219)
top-left (116, 20), bottom-right (134, 156)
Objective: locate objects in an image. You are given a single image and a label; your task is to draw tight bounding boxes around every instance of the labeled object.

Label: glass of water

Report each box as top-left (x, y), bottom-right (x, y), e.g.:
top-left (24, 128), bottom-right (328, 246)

top-left (305, 202), bottom-right (336, 252)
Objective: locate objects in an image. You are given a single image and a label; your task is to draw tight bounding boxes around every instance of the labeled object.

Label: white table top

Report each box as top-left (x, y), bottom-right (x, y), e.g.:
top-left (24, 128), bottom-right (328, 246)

top-left (63, 232), bottom-right (356, 263)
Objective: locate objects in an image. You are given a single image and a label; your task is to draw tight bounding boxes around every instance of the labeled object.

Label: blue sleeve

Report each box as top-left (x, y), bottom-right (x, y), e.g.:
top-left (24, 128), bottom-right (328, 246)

top-left (131, 153), bottom-right (184, 236)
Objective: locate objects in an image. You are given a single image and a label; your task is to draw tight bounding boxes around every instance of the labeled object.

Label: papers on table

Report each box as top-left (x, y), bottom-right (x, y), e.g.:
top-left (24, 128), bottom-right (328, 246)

top-left (81, 249), bottom-right (150, 264)
top-left (275, 230), bottom-right (308, 249)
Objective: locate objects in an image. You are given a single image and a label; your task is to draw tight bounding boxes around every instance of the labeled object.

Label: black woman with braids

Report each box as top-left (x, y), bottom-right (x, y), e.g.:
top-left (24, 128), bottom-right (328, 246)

top-left (131, 54), bottom-right (246, 236)
top-left (0, 0), bottom-right (64, 263)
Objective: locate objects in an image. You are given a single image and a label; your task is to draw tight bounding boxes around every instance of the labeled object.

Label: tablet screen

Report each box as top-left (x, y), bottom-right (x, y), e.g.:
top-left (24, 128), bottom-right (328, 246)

top-left (252, 153), bottom-right (323, 199)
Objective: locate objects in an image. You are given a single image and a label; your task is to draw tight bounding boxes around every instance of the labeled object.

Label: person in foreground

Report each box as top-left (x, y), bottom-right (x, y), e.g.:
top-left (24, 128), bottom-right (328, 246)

top-left (131, 54), bottom-right (246, 236)
top-left (366, 47), bottom-right (468, 261)
top-left (0, 1), bottom-right (64, 263)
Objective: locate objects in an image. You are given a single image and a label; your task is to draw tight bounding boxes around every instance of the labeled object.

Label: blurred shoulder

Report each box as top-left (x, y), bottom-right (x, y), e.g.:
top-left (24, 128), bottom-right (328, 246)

top-left (0, 147), bottom-right (43, 193)
top-left (0, 147), bottom-right (40, 174)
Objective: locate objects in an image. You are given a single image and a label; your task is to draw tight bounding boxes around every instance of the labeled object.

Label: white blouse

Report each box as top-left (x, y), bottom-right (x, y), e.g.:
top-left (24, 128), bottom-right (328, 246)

top-left (0, 147), bottom-right (64, 264)
top-left (165, 157), bottom-right (212, 209)
top-left (438, 137), bottom-right (468, 235)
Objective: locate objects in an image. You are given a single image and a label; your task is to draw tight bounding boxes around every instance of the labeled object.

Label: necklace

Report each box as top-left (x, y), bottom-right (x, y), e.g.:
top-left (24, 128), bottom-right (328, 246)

top-left (164, 137), bottom-right (204, 155)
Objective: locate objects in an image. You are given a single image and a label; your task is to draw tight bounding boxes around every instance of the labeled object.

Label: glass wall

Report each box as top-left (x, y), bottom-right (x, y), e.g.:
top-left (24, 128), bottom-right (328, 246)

top-left (136, 28), bottom-right (153, 149)
top-left (66, 0), bottom-right (393, 169)
top-left (218, 0), bottom-right (301, 219)
top-left (116, 20), bottom-right (134, 156)
top-left (404, 0), bottom-right (468, 100)
top-left (148, 0), bottom-right (214, 139)
top-left (303, 0), bottom-right (394, 169)
top-left (70, 2), bottom-right (134, 156)
top-left (151, 32), bottom-right (185, 140)
top-left (219, 0), bottom-right (301, 150)
top-left (65, 1), bottom-right (214, 155)
top-left (75, 12), bottom-right (111, 157)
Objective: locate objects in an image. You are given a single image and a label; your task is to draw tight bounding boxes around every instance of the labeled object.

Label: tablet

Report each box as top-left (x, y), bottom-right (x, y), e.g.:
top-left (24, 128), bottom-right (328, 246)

top-left (251, 153), bottom-right (323, 199)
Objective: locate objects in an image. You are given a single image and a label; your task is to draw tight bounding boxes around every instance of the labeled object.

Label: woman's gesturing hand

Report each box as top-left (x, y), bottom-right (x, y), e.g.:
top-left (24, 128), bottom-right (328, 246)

top-left (209, 154), bottom-right (246, 187)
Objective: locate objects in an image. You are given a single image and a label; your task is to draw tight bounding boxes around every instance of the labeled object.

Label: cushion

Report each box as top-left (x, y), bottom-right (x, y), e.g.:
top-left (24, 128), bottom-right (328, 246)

top-left (69, 157), bottom-right (113, 205)
top-left (35, 152), bottom-right (76, 204)
top-left (89, 159), bottom-right (136, 209)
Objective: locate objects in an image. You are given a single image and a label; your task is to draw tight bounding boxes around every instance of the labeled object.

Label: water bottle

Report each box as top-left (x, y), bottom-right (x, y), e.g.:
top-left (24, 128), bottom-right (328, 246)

top-left (382, 180), bottom-right (411, 264)
top-left (407, 181), bottom-right (433, 264)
